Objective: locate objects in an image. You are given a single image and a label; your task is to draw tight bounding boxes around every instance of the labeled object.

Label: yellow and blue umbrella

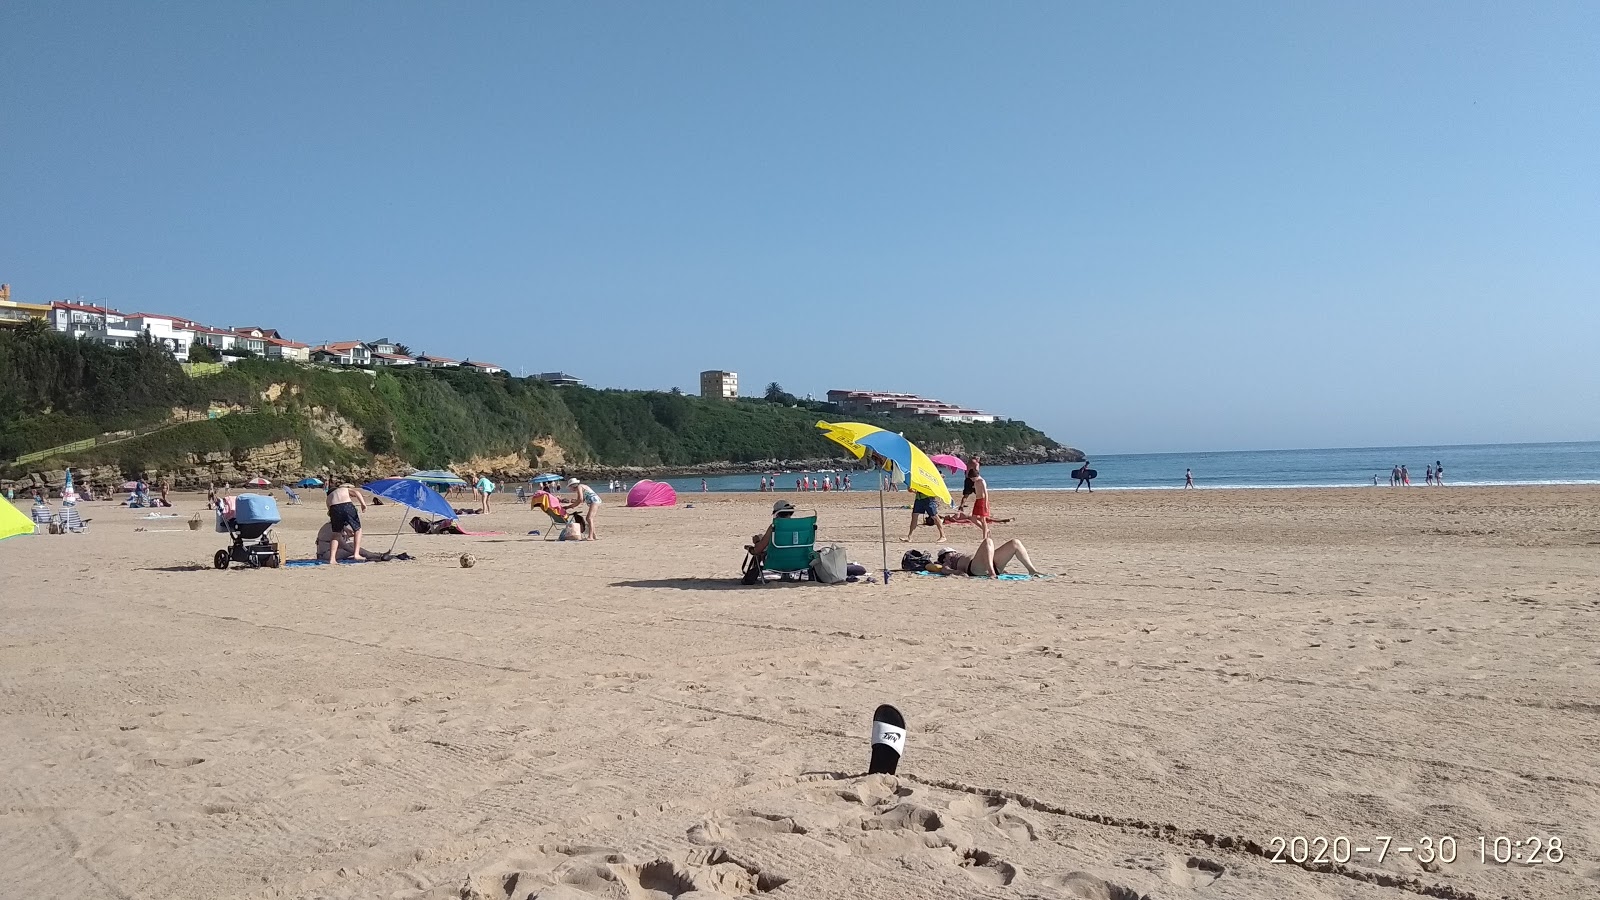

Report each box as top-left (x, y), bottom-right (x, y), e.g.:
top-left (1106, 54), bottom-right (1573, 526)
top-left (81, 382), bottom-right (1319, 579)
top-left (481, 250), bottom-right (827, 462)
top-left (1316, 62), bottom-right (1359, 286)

top-left (817, 421), bottom-right (952, 582)
top-left (817, 421), bottom-right (950, 504)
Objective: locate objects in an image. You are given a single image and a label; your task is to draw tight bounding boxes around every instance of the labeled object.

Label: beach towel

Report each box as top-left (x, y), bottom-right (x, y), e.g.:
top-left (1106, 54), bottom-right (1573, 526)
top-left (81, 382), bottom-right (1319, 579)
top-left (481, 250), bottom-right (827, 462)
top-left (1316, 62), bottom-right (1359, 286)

top-left (912, 570), bottom-right (1049, 580)
top-left (285, 558), bottom-right (371, 567)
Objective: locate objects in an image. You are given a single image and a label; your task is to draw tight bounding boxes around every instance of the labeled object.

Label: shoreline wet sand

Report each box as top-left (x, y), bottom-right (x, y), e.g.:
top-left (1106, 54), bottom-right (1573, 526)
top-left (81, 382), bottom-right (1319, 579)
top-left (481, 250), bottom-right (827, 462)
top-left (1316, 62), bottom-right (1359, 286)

top-left (3, 486), bottom-right (1597, 898)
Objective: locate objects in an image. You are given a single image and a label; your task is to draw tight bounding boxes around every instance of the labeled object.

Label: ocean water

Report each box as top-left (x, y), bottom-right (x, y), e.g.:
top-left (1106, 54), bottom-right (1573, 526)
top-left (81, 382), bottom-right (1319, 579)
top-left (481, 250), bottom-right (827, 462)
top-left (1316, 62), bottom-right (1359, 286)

top-left (646, 442), bottom-right (1600, 494)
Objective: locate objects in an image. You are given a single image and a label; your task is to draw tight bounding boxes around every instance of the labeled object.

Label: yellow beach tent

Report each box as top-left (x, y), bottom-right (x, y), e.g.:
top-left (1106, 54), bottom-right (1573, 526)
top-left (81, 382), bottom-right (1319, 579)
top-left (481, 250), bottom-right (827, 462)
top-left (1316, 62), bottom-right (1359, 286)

top-left (0, 499), bottom-right (35, 541)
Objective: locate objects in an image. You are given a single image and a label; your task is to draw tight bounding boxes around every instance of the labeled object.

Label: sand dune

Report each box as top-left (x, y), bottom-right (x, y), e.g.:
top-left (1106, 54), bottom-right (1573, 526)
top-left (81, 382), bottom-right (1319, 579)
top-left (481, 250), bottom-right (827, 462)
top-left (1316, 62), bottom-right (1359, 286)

top-left (2, 486), bottom-right (1597, 899)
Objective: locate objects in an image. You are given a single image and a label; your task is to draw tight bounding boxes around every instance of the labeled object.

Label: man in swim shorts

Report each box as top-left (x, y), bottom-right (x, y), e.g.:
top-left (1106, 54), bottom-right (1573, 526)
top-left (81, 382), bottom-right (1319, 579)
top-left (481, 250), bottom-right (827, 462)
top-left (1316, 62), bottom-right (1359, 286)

top-left (325, 482), bottom-right (367, 564)
top-left (906, 490), bottom-right (946, 542)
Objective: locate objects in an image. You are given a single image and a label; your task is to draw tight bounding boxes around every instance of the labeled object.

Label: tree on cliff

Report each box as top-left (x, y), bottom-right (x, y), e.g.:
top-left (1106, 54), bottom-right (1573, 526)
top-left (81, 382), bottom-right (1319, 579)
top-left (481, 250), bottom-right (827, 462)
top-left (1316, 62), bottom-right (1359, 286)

top-left (764, 382), bottom-right (797, 406)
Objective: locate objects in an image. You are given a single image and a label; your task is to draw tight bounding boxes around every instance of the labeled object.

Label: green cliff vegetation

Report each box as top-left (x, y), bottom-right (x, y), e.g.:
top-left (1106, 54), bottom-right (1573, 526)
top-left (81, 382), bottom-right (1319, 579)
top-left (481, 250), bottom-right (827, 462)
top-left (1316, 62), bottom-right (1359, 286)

top-left (0, 327), bottom-right (1071, 476)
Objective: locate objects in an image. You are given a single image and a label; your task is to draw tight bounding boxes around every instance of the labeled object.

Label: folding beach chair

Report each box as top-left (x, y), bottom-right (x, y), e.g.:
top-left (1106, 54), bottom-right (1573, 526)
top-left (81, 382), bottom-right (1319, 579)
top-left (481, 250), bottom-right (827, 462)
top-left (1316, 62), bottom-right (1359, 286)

top-left (58, 502), bottom-right (88, 533)
top-left (750, 513), bottom-right (817, 583)
top-left (30, 500), bottom-right (54, 532)
top-left (283, 487), bottom-right (301, 505)
top-left (533, 491), bottom-right (581, 540)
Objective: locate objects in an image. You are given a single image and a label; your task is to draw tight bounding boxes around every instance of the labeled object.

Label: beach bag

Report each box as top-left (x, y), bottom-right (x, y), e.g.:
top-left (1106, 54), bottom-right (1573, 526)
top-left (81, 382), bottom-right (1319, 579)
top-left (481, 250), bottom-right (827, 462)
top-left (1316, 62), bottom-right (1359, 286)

top-left (901, 549), bottom-right (932, 572)
top-left (811, 544), bottom-right (849, 584)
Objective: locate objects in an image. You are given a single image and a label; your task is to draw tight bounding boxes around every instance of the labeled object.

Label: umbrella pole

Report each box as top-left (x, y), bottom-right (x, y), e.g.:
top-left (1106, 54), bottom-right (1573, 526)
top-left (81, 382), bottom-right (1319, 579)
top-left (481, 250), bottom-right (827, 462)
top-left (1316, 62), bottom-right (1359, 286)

top-left (879, 477), bottom-right (888, 584)
top-left (386, 505), bottom-right (406, 556)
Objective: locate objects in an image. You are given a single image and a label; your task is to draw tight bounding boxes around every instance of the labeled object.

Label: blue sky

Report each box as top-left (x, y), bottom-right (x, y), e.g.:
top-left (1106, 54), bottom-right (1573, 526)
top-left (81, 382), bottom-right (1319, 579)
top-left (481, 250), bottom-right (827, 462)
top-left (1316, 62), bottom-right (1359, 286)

top-left (4, 2), bottom-right (1597, 454)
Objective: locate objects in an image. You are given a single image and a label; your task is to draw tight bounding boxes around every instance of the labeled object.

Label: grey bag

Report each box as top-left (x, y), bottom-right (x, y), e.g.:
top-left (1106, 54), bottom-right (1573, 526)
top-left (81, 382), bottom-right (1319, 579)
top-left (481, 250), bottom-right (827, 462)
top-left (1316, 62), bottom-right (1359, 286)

top-left (811, 544), bottom-right (849, 584)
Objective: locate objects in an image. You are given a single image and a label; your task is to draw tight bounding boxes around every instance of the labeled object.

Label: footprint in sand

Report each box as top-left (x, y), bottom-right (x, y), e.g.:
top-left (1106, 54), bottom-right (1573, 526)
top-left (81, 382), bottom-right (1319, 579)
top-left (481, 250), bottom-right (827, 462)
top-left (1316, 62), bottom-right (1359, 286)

top-left (953, 848), bottom-right (1018, 886)
top-left (1172, 856), bottom-right (1223, 888)
top-left (1040, 871), bottom-right (1148, 900)
top-left (687, 810), bottom-right (807, 844)
top-left (946, 794), bottom-right (1006, 819)
top-left (468, 846), bottom-right (786, 899)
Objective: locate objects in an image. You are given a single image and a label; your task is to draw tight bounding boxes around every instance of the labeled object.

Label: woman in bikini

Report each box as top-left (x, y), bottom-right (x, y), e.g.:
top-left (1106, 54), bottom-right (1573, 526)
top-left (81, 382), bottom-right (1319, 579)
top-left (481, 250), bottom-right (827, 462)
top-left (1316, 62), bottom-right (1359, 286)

top-left (932, 534), bottom-right (1043, 577)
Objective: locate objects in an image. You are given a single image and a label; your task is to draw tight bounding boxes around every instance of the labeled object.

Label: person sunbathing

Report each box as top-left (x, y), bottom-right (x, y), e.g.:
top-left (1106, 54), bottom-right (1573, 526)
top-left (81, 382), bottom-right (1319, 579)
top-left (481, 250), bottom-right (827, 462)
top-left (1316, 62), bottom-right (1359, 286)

top-left (742, 500), bottom-right (798, 582)
top-left (928, 536), bottom-right (1043, 577)
top-left (318, 523), bottom-right (397, 562)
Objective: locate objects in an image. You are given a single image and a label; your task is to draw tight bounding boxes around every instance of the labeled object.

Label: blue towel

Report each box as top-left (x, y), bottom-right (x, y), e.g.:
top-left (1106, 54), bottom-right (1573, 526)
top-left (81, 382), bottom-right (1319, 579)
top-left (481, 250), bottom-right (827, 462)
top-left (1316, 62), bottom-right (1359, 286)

top-left (284, 558), bottom-right (370, 567)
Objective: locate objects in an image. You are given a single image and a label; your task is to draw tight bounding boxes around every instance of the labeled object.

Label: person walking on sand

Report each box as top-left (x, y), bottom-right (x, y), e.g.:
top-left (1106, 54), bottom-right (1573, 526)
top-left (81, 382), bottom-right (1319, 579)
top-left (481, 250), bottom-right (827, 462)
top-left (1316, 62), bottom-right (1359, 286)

top-left (325, 482), bottom-right (368, 564)
top-left (1075, 459), bottom-right (1093, 492)
top-left (1434, 461), bottom-right (1445, 486)
top-left (1425, 465), bottom-right (1434, 486)
top-left (1390, 465), bottom-right (1400, 487)
top-left (905, 489), bottom-right (946, 543)
top-left (1184, 468), bottom-right (1194, 489)
top-left (566, 477), bottom-right (602, 540)
top-left (1401, 464), bottom-right (1410, 486)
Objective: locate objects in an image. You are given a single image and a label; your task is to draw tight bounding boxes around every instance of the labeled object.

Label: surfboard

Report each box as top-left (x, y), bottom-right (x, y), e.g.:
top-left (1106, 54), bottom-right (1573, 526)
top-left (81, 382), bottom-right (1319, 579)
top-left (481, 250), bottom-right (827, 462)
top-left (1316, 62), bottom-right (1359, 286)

top-left (1071, 468), bottom-right (1098, 480)
top-left (869, 704), bottom-right (905, 775)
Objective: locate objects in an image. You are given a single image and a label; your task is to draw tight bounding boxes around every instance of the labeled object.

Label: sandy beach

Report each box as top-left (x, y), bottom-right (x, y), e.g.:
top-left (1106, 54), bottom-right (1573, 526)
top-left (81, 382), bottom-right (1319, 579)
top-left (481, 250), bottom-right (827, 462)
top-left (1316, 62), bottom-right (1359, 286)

top-left (2, 486), bottom-right (1597, 899)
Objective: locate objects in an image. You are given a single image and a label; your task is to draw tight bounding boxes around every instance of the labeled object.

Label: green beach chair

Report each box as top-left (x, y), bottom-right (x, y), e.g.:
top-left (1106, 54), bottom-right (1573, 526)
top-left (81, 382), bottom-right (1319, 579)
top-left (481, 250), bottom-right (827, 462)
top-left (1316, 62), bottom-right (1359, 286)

top-left (754, 513), bottom-right (817, 583)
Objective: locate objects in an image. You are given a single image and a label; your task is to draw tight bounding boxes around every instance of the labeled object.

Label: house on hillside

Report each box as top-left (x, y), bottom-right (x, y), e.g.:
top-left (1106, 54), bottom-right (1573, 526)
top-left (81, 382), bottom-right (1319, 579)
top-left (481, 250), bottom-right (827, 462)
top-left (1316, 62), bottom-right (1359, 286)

top-left (0, 285), bottom-right (51, 328)
top-left (413, 354), bottom-right (459, 369)
top-left (230, 327), bottom-right (281, 355)
top-left (50, 301), bottom-right (149, 353)
top-left (264, 336), bottom-right (310, 363)
top-left (368, 350), bottom-right (416, 367)
top-left (460, 360), bottom-right (504, 375)
top-left (310, 342), bottom-right (372, 367)
top-left (367, 338), bottom-right (404, 356)
top-left (124, 313), bottom-right (196, 361)
top-left (536, 372), bottom-right (583, 387)
top-left (189, 324), bottom-right (237, 353)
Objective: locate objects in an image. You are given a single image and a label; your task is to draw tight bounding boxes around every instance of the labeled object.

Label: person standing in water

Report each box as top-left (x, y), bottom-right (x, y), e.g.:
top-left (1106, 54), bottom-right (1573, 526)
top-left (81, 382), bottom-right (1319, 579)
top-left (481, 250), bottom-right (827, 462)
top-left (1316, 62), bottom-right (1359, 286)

top-left (1401, 464), bottom-right (1410, 486)
top-left (1184, 468), bottom-right (1194, 489)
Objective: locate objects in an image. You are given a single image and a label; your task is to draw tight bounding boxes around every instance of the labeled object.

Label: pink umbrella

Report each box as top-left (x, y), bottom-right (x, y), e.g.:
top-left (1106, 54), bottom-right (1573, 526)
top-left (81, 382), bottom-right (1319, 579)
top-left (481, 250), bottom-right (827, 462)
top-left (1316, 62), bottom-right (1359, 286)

top-left (929, 454), bottom-right (967, 472)
top-left (246, 477), bottom-right (271, 487)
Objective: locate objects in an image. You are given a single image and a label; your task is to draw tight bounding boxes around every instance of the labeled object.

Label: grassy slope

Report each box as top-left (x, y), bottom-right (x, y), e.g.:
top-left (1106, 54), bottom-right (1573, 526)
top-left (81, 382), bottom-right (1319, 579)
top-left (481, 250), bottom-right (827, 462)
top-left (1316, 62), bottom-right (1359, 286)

top-left (1, 328), bottom-right (1068, 474)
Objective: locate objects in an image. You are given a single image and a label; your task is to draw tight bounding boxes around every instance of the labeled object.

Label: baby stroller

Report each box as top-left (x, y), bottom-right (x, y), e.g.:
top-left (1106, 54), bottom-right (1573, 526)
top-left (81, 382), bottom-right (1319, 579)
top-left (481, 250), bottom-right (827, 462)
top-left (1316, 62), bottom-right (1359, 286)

top-left (214, 494), bottom-right (283, 569)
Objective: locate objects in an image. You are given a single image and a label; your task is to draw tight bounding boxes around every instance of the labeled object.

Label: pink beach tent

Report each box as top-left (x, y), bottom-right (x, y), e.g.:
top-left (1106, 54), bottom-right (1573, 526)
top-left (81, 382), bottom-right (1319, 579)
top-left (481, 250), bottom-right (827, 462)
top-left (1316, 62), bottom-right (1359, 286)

top-left (626, 480), bottom-right (678, 508)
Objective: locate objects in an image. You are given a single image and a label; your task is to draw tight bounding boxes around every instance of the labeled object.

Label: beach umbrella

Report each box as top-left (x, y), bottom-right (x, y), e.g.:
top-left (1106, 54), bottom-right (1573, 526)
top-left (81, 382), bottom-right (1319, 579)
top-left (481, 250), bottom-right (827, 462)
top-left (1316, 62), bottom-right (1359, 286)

top-left (121, 481), bottom-right (140, 491)
top-left (529, 473), bottom-right (565, 485)
top-left (404, 469), bottom-right (469, 487)
top-left (363, 477), bottom-right (460, 554)
top-left (246, 477), bottom-right (271, 487)
top-left (364, 479), bottom-right (458, 520)
top-left (929, 454), bottom-right (967, 472)
top-left (817, 421), bottom-right (951, 583)
top-left (0, 499), bottom-right (33, 540)
top-left (297, 477), bottom-right (324, 488)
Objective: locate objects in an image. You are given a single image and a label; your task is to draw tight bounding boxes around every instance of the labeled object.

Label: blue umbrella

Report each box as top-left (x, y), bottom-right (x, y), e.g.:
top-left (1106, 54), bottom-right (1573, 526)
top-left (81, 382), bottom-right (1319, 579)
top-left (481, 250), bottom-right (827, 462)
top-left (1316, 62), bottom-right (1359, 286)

top-left (364, 478), bottom-right (458, 521)
top-left (297, 477), bottom-right (325, 488)
top-left (530, 473), bottom-right (564, 485)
